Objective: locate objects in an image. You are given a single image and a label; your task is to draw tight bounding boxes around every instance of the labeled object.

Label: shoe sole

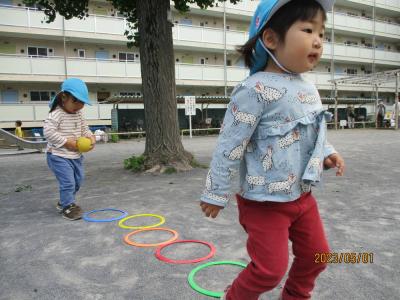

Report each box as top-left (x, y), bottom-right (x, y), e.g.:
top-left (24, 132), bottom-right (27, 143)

top-left (62, 214), bottom-right (82, 221)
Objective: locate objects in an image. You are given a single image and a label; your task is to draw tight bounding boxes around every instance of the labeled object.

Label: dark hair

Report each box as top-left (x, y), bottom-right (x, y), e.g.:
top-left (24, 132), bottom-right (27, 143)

top-left (15, 120), bottom-right (22, 126)
top-left (237, 0), bottom-right (327, 70)
top-left (49, 91), bottom-right (73, 112)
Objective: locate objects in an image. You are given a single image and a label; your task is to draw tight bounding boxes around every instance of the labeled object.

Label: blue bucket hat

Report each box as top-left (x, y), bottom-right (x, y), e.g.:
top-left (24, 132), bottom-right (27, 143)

top-left (49, 78), bottom-right (92, 108)
top-left (248, 0), bottom-right (335, 75)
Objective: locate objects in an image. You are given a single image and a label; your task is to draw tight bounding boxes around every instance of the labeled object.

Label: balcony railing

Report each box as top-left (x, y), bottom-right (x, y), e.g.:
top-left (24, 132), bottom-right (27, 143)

top-left (1, 52), bottom-right (399, 84)
top-left (1, 5), bottom-right (399, 41)
top-left (0, 54), bottom-right (248, 83)
top-left (326, 11), bottom-right (400, 38)
top-left (172, 24), bottom-right (248, 46)
top-left (0, 103), bottom-right (115, 122)
top-left (323, 43), bottom-right (400, 65)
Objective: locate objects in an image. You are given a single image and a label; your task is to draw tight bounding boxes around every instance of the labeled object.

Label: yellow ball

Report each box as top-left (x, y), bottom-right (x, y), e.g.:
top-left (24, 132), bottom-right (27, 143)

top-left (77, 137), bottom-right (92, 153)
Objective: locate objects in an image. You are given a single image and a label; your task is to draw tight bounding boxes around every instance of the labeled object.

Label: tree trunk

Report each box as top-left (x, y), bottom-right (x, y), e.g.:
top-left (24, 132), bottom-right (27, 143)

top-left (137, 0), bottom-right (193, 172)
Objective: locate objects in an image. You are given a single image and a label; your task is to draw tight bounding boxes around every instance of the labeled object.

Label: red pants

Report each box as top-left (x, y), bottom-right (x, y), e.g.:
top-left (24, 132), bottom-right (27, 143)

top-left (226, 192), bottom-right (330, 300)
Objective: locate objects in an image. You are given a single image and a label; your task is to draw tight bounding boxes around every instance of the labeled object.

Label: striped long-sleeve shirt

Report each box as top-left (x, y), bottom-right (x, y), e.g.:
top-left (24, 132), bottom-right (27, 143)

top-left (43, 106), bottom-right (93, 159)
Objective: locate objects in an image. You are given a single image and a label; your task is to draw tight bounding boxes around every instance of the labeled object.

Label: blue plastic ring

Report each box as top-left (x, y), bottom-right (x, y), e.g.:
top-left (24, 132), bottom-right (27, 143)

top-left (83, 208), bottom-right (128, 222)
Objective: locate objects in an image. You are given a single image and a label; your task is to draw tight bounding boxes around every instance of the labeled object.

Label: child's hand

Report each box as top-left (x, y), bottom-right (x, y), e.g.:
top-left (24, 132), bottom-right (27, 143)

top-left (324, 153), bottom-right (345, 176)
top-left (89, 135), bottom-right (96, 150)
top-left (200, 201), bottom-right (224, 218)
top-left (64, 138), bottom-right (78, 151)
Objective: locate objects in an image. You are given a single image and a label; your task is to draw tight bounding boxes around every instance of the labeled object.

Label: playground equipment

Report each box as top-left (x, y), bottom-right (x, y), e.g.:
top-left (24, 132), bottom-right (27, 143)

top-left (0, 128), bottom-right (46, 152)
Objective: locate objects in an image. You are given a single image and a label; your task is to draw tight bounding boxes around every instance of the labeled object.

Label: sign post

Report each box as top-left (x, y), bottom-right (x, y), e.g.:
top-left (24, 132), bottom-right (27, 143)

top-left (185, 96), bottom-right (196, 138)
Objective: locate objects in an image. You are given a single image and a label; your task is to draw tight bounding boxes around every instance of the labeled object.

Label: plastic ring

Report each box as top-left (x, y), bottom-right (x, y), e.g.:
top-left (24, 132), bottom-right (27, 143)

top-left (188, 261), bottom-right (247, 298)
top-left (123, 227), bottom-right (179, 247)
top-left (155, 240), bottom-right (216, 264)
top-left (118, 214), bottom-right (165, 229)
top-left (83, 208), bottom-right (128, 222)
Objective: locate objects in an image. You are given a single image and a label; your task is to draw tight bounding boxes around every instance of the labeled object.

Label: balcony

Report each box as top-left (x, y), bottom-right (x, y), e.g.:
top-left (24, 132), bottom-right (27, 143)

top-left (0, 54), bottom-right (248, 85)
top-left (0, 102), bottom-right (115, 124)
top-left (0, 54), bottom-right (400, 96)
top-left (326, 11), bottom-right (400, 39)
top-left (322, 43), bottom-right (400, 66)
top-left (346, 0), bottom-right (400, 11)
top-left (1, 5), bottom-right (400, 44)
top-left (172, 24), bottom-right (248, 49)
top-left (1, 52), bottom-right (399, 86)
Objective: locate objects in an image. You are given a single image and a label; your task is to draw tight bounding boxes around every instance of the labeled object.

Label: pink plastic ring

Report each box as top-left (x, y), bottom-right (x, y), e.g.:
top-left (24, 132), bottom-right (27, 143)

top-left (155, 239), bottom-right (216, 264)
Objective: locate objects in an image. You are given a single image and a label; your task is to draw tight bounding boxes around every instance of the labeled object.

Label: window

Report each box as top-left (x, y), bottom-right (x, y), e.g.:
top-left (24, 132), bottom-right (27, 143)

top-left (344, 41), bottom-right (358, 46)
top-left (226, 59), bottom-right (232, 66)
top-left (345, 68), bottom-right (357, 75)
top-left (28, 46), bottom-right (49, 57)
top-left (78, 49), bottom-right (85, 58)
top-left (199, 57), bottom-right (206, 65)
top-left (119, 52), bottom-right (138, 62)
top-left (116, 10), bottom-right (128, 18)
top-left (30, 91), bottom-right (56, 101)
top-left (25, 3), bottom-right (44, 9)
top-left (120, 91), bottom-right (142, 97)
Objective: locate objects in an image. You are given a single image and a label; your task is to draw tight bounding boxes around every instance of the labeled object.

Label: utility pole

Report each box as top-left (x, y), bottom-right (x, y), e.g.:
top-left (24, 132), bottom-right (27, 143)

top-left (62, 16), bottom-right (68, 79)
top-left (334, 82), bottom-right (338, 130)
top-left (330, 4), bottom-right (335, 98)
top-left (223, 1), bottom-right (227, 98)
top-left (395, 72), bottom-right (399, 130)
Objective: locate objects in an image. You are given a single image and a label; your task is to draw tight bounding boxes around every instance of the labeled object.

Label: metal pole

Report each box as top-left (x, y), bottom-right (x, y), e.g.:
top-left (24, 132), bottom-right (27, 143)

top-left (189, 115), bottom-right (192, 138)
top-left (375, 84), bottom-right (379, 128)
top-left (372, 1), bottom-right (376, 74)
top-left (395, 72), bottom-right (399, 130)
top-left (62, 17), bottom-right (68, 79)
top-left (223, 1), bottom-right (227, 98)
top-left (334, 82), bottom-right (338, 130)
top-left (330, 4), bottom-right (335, 97)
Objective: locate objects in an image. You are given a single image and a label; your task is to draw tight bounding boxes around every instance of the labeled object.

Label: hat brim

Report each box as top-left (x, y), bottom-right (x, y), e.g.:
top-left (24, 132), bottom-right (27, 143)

top-left (48, 90), bottom-right (92, 108)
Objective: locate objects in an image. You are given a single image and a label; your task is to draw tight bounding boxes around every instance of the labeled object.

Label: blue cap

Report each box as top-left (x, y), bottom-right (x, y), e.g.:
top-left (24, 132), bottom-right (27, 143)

top-left (248, 0), bottom-right (335, 75)
top-left (49, 78), bottom-right (92, 108)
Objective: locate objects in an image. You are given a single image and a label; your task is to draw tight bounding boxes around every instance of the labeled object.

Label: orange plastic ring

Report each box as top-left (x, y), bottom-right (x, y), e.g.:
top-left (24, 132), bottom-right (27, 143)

top-left (123, 227), bottom-right (179, 248)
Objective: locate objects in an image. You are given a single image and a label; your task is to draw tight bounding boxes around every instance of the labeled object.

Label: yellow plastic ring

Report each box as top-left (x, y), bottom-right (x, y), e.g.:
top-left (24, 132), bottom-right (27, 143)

top-left (118, 214), bottom-right (165, 229)
top-left (123, 227), bottom-right (179, 248)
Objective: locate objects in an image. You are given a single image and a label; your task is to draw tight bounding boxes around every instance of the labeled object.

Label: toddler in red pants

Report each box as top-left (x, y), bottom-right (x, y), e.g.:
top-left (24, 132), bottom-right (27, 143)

top-left (200, 0), bottom-right (345, 299)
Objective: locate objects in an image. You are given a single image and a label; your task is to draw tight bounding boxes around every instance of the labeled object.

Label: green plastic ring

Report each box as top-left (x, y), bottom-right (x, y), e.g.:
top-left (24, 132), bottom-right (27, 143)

top-left (187, 261), bottom-right (247, 298)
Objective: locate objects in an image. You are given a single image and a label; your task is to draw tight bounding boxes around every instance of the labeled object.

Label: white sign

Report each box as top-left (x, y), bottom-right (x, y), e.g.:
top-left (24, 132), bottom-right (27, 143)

top-left (185, 96), bottom-right (196, 116)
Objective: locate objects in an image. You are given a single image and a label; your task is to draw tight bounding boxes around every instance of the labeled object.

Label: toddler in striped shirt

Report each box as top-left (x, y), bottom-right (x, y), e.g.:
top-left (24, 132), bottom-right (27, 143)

top-left (44, 78), bottom-right (95, 220)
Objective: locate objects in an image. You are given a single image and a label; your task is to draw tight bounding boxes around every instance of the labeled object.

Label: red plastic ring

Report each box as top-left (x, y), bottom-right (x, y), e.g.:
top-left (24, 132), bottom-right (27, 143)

top-left (155, 239), bottom-right (216, 264)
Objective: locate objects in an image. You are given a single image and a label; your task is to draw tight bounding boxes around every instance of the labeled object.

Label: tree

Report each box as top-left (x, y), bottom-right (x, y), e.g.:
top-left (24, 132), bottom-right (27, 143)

top-left (24, 0), bottom-right (239, 172)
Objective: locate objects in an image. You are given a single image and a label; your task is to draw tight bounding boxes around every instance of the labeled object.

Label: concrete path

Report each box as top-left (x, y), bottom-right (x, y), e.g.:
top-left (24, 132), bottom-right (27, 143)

top-left (0, 130), bottom-right (399, 300)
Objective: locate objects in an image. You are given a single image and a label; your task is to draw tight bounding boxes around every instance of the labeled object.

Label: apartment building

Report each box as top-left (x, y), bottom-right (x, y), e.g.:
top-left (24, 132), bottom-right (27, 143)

top-left (0, 0), bottom-right (399, 128)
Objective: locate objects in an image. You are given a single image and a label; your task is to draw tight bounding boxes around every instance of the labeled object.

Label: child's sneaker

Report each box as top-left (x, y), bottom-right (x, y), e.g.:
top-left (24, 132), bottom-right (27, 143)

top-left (57, 202), bottom-right (79, 213)
top-left (62, 204), bottom-right (82, 220)
top-left (56, 202), bottom-right (63, 213)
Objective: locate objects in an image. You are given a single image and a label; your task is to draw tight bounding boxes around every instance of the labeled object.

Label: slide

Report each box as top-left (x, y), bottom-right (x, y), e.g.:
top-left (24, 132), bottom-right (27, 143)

top-left (0, 128), bottom-right (47, 152)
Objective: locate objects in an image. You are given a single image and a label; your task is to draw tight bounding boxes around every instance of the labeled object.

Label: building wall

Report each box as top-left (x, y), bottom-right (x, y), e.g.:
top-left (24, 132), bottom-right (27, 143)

top-left (0, 0), bottom-right (399, 126)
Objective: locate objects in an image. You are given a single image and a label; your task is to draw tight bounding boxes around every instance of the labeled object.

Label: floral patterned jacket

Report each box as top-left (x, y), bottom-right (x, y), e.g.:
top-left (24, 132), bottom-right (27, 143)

top-left (201, 72), bottom-right (336, 207)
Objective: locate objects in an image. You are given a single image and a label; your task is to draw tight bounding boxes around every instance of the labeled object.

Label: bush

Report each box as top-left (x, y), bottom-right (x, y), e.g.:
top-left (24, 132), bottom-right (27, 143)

top-left (110, 133), bottom-right (119, 143)
top-left (124, 155), bottom-right (145, 172)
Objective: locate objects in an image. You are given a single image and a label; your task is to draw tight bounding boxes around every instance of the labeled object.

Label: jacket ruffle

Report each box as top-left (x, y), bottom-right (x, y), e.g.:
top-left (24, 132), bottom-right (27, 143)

top-left (252, 109), bottom-right (328, 139)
